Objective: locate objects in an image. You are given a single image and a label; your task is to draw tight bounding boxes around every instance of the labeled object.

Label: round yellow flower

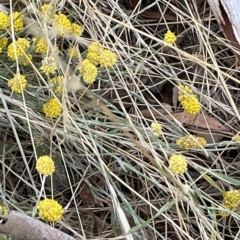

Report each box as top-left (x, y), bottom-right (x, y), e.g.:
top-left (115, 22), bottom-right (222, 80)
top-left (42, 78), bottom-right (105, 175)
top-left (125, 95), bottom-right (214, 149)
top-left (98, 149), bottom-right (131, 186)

top-left (40, 56), bottom-right (58, 75)
top-left (178, 85), bottom-right (201, 115)
top-left (176, 135), bottom-right (206, 149)
top-left (0, 205), bottom-right (9, 217)
top-left (223, 190), bottom-right (240, 211)
top-left (38, 198), bottom-right (64, 222)
top-left (70, 23), bottom-right (84, 36)
top-left (33, 37), bottom-right (48, 54)
top-left (232, 134), bottom-right (240, 142)
top-left (40, 4), bottom-right (55, 24)
top-left (41, 3), bottom-right (55, 16)
top-left (50, 76), bottom-right (63, 93)
top-left (86, 50), bottom-right (101, 65)
top-left (164, 30), bottom-right (177, 45)
top-left (8, 74), bottom-right (27, 93)
top-left (43, 98), bottom-right (62, 118)
top-left (41, 4), bottom-right (55, 15)
top-left (52, 13), bottom-right (72, 36)
top-left (20, 54), bottom-right (32, 66)
top-left (0, 12), bottom-right (10, 30)
top-left (88, 41), bottom-right (104, 53)
top-left (99, 49), bottom-right (117, 67)
top-left (11, 11), bottom-right (24, 32)
top-left (151, 121), bottom-right (162, 137)
top-left (220, 190), bottom-right (240, 217)
top-left (36, 155), bottom-right (55, 175)
top-left (7, 38), bottom-right (31, 65)
top-left (169, 154), bottom-right (188, 174)
top-left (0, 37), bottom-right (8, 53)
top-left (79, 59), bottom-right (98, 84)
top-left (67, 47), bottom-right (79, 58)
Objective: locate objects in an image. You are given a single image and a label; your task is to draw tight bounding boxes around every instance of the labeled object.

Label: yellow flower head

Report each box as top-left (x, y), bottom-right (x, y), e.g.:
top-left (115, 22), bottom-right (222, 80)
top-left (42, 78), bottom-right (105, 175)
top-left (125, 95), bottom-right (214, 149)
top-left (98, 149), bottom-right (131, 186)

top-left (223, 190), bottom-right (240, 211)
top-left (8, 38), bottom-right (29, 59)
top-left (176, 134), bottom-right (206, 149)
top-left (164, 30), bottom-right (177, 45)
top-left (0, 205), bottom-right (9, 217)
top-left (52, 13), bottom-right (72, 36)
top-left (70, 23), bottom-right (84, 36)
top-left (41, 4), bottom-right (55, 18)
top-left (99, 49), bottom-right (117, 67)
top-left (40, 56), bottom-right (58, 75)
top-left (43, 98), bottom-right (62, 118)
top-left (0, 12), bottom-right (10, 30)
top-left (223, 190), bottom-right (240, 210)
top-left (78, 59), bottom-right (98, 84)
top-left (0, 37), bottom-right (8, 53)
top-left (36, 155), bottom-right (55, 175)
top-left (220, 190), bottom-right (240, 217)
top-left (86, 50), bottom-right (101, 65)
top-left (151, 121), bottom-right (162, 137)
top-left (169, 154), bottom-right (188, 174)
top-left (33, 37), bottom-right (48, 54)
top-left (11, 11), bottom-right (24, 32)
top-left (178, 85), bottom-right (201, 115)
top-left (88, 41), bottom-right (104, 53)
top-left (8, 74), bottom-right (27, 93)
top-left (50, 76), bottom-right (63, 93)
top-left (38, 198), bottom-right (64, 222)
top-left (232, 134), bottom-right (240, 142)
top-left (21, 54), bottom-right (32, 66)
top-left (67, 47), bottom-right (79, 58)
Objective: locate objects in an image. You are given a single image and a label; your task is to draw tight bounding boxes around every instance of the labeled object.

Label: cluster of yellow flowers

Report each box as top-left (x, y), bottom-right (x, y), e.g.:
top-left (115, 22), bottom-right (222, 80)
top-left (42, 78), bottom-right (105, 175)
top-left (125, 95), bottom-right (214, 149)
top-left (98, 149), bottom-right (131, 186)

top-left (0, 12), bottom-right (9, 29)
top-left (8, 74), bottom-right (27, 93)
top-left (7, 38), bottom-right (32, 66)
top-left (220, 190), bottom-right (240, 217)
top-left (0, 205), bottom-right (9, 217)
top-left (40, 56), bottom-right (58, 75)
top-left (67, 47), bottom-right (79, 58)
top-left (12, 11), bottom-right (24, 32)
top-left (32, 37), bottom-right (49, 54)
top-left (52, 13), bottom-right (72, 36)
top-left (43, 98), bottom-right (62, 118)
top-left (176, 134), bottom-right (206, 149)
top-left (0, 11), bottom-right (23, 32)
top-left (1, 11), bottom-right (26, 64)
top-left (78, 59), bottom-right (98, 84)
top-left (52, 14), bottom-right (83, 37)
top-left (50, 76), bottom-right (63, 94)
top-left (0, 37), bottom-right (8, 53)
top-left (151, 121), bottom-right (162, 137)
top-left (168, 154), bottom-right (188, 174)
top-left (164, 30), bottom-right (177, 45)
top-left (78, 41), bottom-right (117, 84)
top-left (40, 4), bottom-right (84, 37)
top-left (178, 85), bottom-right (201, 115)
top-left (86, 41), bottom-right (117, 67)
top-left (36, 156), bottom-right (64, 221)
top-left (232, 134), bottom-right (240, 142)
top-left (40, 3), bottom-right (55, 18)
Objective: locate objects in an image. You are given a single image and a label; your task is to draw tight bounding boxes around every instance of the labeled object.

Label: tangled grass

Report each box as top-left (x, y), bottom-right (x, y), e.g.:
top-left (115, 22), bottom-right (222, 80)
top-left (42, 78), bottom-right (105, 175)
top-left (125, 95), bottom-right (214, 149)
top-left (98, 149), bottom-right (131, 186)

top-left (1, 0), bottom-right (240, 239)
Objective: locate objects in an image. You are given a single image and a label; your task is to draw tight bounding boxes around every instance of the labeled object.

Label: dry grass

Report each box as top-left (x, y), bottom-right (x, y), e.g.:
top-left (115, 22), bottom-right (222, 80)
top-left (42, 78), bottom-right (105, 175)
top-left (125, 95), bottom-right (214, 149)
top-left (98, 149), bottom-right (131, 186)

top-left (1, 0), bottom-right (240, 239)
